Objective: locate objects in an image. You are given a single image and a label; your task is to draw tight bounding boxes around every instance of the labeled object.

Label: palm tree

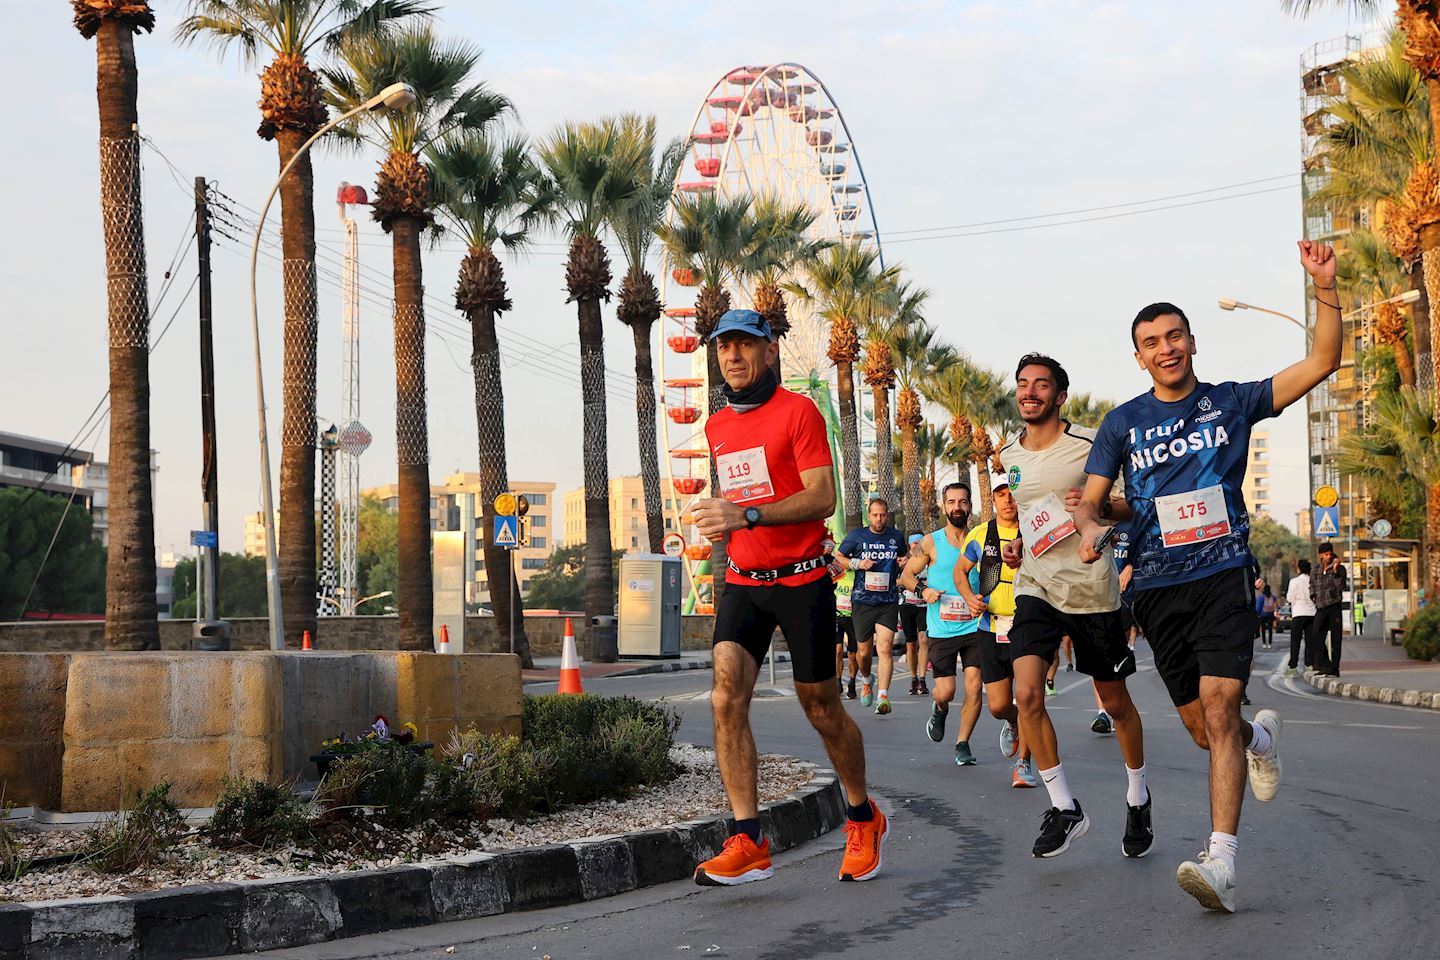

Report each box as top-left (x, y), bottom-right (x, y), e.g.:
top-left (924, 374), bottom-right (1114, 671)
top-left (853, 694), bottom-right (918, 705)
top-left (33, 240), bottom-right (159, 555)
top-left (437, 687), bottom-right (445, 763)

top-left (325, 25), bottom-right (510, 651)
top-left (924, 357), bottom-right (1006, 523)
top-left (607, 115), bottom-right (686, 555)
top-left (178, 0), bottom-right (431, 647)
top-left (1338, 386), bottom-right (1440, 593)
top-left (861, 280), bottom-right (928, 513)
top-left (1340, 228), bottom-right (1418, 386)
top-left (916, 421), bottom-right (948, 531)
top-left (428, 130), bottom-right (552, 666)
top-left (537, 119), bottom-right (644, 653)
top-left (747, 199), bottom-right (827, 382)
top-left (788, 242), bottom-right (899, 530)
top-left (891, 317), bottom-right (952, 533)
top-left (1060, 392), bottom-right (1115, 429)
top-left (73, 0), bottom-right (159, 650)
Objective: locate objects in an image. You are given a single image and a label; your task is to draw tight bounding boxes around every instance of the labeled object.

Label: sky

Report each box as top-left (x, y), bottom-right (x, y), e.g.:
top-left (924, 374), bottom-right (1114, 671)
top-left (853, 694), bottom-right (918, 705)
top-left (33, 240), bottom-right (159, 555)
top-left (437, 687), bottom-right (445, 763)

top-left (1, 0), bottom-right (1383, 558)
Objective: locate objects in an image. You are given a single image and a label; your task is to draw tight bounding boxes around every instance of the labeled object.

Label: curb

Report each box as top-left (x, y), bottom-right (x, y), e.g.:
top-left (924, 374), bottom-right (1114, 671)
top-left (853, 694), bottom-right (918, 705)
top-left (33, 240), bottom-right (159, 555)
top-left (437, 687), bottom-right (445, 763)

top-left (1300, 667), bottom-right (1440, 710)
top-left (0, 764), bottom-right (842, 959)
top-left (523, 652), bottom-right (791, 685)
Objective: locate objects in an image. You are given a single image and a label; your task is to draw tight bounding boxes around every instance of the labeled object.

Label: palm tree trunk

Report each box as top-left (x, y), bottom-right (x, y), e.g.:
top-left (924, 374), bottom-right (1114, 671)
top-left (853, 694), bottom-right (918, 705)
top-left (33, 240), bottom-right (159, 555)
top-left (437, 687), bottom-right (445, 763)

top-left (901, 421), bottom-right (920, 532)
top-left (873, 386), bottom-right (895, 515)
top-left (632, 321), bottom-right (664, 554)
top-left (579, 295), bottom-right (615, 658)
top-left (975, 456), bottom-right (992, 522)
top-left (705, 340), bottom-right (728, 613)
top-left (274, 128), bottom-right (319, 648)
top-left (1427, 483), bottom-right (1440, 602)
top-left (836, 361), bottom-right (863, 530)
top-left (392, 216), bottom-right (432, 650)
top-left (1410, 260), bottom-right (1433, 396)
top-left (464, 257), bottom-right (533, 667)
top-left (95, 19), bottom-right (157, 649)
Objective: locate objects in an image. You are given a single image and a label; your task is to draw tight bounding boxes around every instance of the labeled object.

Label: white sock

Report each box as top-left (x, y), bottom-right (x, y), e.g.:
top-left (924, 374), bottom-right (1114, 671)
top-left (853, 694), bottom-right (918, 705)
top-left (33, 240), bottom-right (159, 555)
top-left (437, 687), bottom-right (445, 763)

top-left (1207, 831), bottom-right (1238, 871)
top-left (878, 688), bottom-right (889, 699)
top-left (1247, 720), bottom-right (1273, 757)
top-left (1125, 764), bottom-right (1148, 807)
top-left (1038, 764), bottom-right (1075, 811)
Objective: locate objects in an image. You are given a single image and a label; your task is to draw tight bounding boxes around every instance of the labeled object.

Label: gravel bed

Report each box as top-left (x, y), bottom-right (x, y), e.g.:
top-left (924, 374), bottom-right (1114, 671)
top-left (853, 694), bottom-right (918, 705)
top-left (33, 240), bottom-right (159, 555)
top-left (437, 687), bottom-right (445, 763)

top-left (0, 744), bottom-right (811, 904)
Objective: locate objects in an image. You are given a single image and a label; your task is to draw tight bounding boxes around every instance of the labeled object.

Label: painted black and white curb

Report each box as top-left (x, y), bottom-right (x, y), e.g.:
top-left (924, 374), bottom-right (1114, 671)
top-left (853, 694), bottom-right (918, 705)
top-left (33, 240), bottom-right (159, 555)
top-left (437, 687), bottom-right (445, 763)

top-left (0, 765), bottom-right (843, 960)
top-left (1302, 667), bottom-right (1440, 709)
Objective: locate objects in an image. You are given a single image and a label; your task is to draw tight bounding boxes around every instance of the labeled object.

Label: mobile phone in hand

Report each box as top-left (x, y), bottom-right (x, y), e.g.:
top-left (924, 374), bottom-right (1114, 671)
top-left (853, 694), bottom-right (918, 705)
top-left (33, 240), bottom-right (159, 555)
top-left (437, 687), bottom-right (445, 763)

top-left (1093, 526), bottom-right (1117, 552)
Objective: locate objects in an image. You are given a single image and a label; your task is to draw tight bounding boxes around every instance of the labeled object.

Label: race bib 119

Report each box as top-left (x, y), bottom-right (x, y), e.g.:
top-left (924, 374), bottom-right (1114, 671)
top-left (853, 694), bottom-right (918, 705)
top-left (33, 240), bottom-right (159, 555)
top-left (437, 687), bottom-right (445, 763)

top-left (717, 446), bottom-right (774, 503)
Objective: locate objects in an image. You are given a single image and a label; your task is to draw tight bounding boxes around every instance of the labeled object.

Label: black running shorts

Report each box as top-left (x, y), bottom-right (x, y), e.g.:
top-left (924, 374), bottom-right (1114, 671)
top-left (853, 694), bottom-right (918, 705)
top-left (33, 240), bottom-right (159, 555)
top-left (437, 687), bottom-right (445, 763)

top-left (853, 602), bottom-right (899, 644)
top-left (1009, 595), bottom-right (1136, 682)
top-left (928, 631), bottom-right (982, 679)
top-left (977, 630), bottom-right (1014, 685)
top-left (899, 604), bottom-right (926, 643)
top-left (836, 616), bottom-right (857, 654)
top-left (714, 575), bottom-right (836, 684)
top-left (1131, 566), bottom-right (1256, 706)
top-left (1120, 601), bottom-right (1136, 634)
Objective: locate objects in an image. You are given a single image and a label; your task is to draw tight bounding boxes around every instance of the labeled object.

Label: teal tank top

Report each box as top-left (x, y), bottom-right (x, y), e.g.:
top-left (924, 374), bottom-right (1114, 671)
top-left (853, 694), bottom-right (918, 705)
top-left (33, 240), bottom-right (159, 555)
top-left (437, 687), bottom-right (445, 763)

top-left (925, 526), bottom-right (980, 638)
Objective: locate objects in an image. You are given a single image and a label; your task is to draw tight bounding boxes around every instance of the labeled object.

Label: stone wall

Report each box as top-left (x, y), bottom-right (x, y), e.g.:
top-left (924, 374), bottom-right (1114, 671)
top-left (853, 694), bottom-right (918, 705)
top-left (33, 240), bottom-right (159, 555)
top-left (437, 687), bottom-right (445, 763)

top-left (0, 616), bottom-right (718, 657)
top-left (0, 651), bottom-right (522, 812)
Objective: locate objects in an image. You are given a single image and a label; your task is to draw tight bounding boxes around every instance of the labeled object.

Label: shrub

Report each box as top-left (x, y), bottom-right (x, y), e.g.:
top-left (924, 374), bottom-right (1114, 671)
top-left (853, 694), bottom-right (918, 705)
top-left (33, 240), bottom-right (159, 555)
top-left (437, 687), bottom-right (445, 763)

top-left (1, 795), bottom-right (29, 881)
top-left (1403, 602), bottom-right (1440, 661)
top-left (83, 783), bottom-right (187, 874)
top-left (519, 694), bottom-right (680, 810)
top-left (207, 778), bottom-right (311, 851)
top-left (446, 728), bottom-right (553, 820)
top-left (319, 740), bottom-right (474, 829)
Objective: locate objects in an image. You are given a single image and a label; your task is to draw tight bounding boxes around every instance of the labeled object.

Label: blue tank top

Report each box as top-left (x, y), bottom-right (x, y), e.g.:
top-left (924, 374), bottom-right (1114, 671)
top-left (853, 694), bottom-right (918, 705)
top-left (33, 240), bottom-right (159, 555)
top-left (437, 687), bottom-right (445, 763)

top-left (925, 525), bottom-right (980, 639)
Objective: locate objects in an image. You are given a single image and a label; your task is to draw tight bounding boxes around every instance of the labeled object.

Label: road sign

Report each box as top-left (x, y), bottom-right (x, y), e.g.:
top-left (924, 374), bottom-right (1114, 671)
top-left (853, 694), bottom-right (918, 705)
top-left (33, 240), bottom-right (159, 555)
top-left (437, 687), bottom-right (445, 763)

top-left (494, 493), bottom-right (517, 516)
top-left (662, 533), bottom-right (685, 558)
top-left (493, 514), bottom-right (518, 548)
top-left (1372, 518), bottom-right (1393, 538)
top-left (1314, 485), bottom-right (1339, 508)
top-left (190, 530), bottom-right (218, 548)
top-left (1314, 506), bottom-right (1340, 538)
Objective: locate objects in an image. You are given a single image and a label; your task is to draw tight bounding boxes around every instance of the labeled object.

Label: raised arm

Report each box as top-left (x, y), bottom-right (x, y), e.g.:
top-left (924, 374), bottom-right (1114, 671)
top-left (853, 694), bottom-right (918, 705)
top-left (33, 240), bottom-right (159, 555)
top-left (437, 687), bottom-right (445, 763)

top-left (1271, 240), bottom-right (1342, 414)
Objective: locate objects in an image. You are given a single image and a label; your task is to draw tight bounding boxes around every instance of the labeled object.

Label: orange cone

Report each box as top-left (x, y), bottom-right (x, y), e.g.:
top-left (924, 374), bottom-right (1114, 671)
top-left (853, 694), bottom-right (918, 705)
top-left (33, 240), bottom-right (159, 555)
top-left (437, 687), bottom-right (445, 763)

top-left (438, 623), bottom-right (451, 654)
top-left (302, 630), bottom-right (313, 651)
top-left (557, 618), bottom-right (584, 695)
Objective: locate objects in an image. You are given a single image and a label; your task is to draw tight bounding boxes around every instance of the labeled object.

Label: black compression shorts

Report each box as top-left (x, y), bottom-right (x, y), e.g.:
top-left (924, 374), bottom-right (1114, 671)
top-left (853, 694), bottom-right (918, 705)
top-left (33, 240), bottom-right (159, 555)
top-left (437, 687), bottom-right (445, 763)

top-left (1009, 595), bottom-right (1136, 682)
top-left (836, 616), bottom-right (857, 653)
top-left (1131, 566), bottom-right (1256, 706)
top-left (978, 630), bottom-right (1014, 685)
top-left (899, 604), bottom-right (926, 642)
top-left (714, 575), bottom-right (836, 683)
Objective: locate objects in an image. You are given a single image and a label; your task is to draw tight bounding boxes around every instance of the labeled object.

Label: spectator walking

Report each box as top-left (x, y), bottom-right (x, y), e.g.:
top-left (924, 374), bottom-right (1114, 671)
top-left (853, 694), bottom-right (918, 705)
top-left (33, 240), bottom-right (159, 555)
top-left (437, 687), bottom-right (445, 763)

top-left (1352, 592), bottom-right (1366, 639)
top-left (1308, 543), bottom-right (1347, 677)
top-left (1285, 559), bottom-right (1316, 677)
top-left (1255, 584), bottom-right (1277, 649)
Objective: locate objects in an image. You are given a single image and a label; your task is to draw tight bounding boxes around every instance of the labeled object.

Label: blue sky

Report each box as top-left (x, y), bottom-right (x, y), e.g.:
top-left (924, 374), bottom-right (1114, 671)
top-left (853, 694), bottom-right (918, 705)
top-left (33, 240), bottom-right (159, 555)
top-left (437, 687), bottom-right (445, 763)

top-left (2, 0), bottom-right (1378, 556)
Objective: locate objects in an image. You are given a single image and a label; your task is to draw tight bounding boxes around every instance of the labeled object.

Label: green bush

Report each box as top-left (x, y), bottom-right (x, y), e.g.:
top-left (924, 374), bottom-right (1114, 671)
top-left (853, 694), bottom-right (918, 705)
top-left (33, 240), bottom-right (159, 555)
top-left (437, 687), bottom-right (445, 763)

top-left (208, 778), bottom-right (312, 851)
top-left (1402, 602), bottom-right (1440, 661)
top-left (445, 728), bottom-right (553, 820)
top-left (520, 694), bottom-right (680, 809)
top-left (320, 740), bottom-right (474, 829)
top-left (83, 783), bottom-right (187, 874)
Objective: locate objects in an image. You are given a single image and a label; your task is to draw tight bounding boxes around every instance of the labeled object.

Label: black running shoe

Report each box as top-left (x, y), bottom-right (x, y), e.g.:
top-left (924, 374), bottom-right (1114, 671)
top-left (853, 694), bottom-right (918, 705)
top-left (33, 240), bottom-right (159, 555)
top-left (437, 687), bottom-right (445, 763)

top-left (1090, 711), bottom-right (1114, 735)
top-left (1033, 801), bottom-right (1089, 858)
top-left (1122, 792), bottom-right (1153, 859)
top-left (847, 677), bottom-right (857, 700)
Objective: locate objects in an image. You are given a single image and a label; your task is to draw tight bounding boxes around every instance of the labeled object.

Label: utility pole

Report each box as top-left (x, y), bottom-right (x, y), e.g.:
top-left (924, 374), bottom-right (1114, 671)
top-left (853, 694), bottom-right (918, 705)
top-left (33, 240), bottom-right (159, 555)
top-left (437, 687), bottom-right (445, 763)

top-left (194, 176), bottom-right (230, 650)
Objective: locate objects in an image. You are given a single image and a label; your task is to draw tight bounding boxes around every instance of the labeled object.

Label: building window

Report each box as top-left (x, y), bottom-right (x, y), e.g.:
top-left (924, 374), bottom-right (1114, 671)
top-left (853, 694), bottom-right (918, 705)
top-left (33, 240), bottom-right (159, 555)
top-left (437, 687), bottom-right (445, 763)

top-left (522, 558), bottom-right (547, 570)
top-left (630, 537), bottom-right (638, 547)
top-left (629, 517), bottom-right (639, 529)
top-left (528, 493), bottom-right (547, 506)
top-left (1254, 437), bottom-right (1267, 449)
top-left (430, 497), bottom-right (438, 509)
top-left (532, 536), bottom-right (546, 548)
top-left (630, 497), bottom-right (638, 509)
top-left (532, 515), bottom-right (546, 527)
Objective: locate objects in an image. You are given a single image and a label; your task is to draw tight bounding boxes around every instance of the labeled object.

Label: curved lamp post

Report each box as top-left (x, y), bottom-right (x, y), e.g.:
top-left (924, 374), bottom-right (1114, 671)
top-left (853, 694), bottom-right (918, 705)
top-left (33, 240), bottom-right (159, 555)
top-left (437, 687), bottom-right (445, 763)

top-left (250, 82), bottom-right (416, 650)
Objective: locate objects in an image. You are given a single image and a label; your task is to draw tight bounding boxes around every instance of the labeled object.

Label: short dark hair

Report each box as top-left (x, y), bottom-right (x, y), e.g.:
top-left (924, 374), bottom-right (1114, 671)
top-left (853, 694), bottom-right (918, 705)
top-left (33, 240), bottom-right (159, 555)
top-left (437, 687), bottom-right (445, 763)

top-left (1015, 353), bottom-right (1069, 393)
top-left (1298, 558), bottom-right (1312, 574)
top-left (1318, 542), bottom-right (1334, 555)
top-left (867, 497), bottom-right (889, 511)
top-left (1131, 302), bottom-right (1192, 348)
top-left (942, 481), bottom-right (971, 499)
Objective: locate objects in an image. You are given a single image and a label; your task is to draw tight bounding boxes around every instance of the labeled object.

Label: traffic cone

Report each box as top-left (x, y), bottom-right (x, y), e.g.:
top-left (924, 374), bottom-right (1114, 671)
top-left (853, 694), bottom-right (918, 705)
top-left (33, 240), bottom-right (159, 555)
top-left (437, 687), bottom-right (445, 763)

top-left (557, 618), bottom-right (584, 695)
top-left (301, 630), bottom-right (313, 651)
top-left (438, 623), bottom-right (451, 654)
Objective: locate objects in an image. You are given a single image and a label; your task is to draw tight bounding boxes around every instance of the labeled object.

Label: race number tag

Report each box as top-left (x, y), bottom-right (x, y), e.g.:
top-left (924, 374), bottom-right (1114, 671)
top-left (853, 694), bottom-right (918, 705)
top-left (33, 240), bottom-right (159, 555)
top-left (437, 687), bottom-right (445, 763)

top-left (992, 615), bottom-right (1014, 644)
top-left (1156, 484), bottom-right (1231, 548)
top-left (837, 590), bottom-right (852, 613)
top-left (864, 571), bottom-right (890, 592)
top-left (939, 595), bottom-right (974, 623)
top-left (717, 446), bottom-right (774, 503)
top-left (1021, 492), bottom-right (1076, 560)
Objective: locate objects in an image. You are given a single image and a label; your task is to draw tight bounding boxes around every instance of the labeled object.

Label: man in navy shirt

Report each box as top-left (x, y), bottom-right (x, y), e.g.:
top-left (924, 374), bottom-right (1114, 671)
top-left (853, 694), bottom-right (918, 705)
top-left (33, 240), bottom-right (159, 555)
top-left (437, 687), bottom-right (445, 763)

top-left (837, 499), bottom-right (905, 715)
top-left (1074, 239), bottom-right (1341, 914)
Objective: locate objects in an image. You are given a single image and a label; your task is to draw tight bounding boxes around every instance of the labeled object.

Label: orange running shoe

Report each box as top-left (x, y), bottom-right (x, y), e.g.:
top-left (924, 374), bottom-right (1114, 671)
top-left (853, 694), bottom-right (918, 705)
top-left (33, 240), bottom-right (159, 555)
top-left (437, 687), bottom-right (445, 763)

top-left (839, 800), bottom-right (889, 881)
top-left (694, 833), bottom-right (774, 886)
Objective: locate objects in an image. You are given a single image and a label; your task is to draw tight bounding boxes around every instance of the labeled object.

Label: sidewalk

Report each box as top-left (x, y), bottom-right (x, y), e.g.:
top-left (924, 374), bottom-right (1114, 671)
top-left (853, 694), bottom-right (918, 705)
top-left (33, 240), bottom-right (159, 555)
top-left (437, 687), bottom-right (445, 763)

top-left (1299, 630), bottom-right (1440, 708)
top-left (522, 648), bottom-right (764, 686)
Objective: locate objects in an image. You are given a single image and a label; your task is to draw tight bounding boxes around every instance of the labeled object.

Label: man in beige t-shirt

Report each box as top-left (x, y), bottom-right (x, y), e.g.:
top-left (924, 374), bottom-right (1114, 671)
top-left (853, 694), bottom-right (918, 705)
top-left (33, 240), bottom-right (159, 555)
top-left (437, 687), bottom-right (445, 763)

top-left (998, 354), bottom-right (1151, 862)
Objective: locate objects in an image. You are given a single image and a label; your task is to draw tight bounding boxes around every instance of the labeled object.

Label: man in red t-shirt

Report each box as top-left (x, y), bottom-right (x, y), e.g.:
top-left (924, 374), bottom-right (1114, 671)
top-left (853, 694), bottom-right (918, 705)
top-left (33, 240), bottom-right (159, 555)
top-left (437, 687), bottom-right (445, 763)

top-left (689, 309), bottom-right (887, 888)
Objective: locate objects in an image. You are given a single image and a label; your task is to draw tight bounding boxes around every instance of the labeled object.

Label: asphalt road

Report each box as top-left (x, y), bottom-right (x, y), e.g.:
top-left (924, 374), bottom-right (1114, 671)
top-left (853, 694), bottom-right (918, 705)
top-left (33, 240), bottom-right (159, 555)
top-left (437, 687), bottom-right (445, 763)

top-left (257, 646), bottom-right (1440, 960)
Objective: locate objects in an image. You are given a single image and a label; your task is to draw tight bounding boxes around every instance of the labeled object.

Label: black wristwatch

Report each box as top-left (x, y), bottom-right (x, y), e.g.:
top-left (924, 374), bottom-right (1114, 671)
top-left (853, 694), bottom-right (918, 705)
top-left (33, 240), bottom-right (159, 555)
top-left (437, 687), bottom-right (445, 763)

top-left (744, 506), bottom-right (762, 530)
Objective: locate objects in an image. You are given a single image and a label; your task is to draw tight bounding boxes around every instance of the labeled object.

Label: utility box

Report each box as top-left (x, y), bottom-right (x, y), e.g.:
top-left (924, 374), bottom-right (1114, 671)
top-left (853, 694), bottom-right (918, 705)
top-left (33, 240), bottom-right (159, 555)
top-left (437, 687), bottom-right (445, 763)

top-left (618, 555), bottom-right (683, 658)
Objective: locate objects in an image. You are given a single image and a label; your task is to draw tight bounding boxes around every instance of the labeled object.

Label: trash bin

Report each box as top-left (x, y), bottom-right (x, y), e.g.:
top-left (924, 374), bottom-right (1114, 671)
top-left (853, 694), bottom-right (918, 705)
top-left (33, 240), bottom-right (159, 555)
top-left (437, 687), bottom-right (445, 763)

top-left (591, 615), bottom-right (619, 663)
top-left (192, 619), bottom-right (232, 652)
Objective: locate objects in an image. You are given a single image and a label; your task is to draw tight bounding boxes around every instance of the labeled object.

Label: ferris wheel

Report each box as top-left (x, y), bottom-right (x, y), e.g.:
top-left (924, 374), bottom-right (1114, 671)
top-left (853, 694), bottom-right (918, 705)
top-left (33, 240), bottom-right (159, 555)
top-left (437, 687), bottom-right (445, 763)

top-left (657, 62), bottom-right (884, 613)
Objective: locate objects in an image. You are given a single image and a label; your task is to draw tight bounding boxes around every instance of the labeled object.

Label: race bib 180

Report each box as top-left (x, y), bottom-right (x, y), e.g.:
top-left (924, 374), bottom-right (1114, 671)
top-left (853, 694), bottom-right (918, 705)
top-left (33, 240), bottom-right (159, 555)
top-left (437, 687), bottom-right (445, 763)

top-left (1021, 491), bottom-right (1076, 560)
top-left (716, 446), bottom-right (774, 503)
top-left (1156, 484), bottom-right (1231, 548)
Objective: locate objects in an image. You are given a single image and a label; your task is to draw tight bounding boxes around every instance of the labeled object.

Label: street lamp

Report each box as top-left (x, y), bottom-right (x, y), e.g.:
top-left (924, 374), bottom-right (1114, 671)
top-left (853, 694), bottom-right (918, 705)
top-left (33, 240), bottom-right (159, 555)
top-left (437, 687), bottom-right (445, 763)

top-left (1218, 289), bottom-right (1420, 343)
top-left (250, 82), bottom-right (416, 650)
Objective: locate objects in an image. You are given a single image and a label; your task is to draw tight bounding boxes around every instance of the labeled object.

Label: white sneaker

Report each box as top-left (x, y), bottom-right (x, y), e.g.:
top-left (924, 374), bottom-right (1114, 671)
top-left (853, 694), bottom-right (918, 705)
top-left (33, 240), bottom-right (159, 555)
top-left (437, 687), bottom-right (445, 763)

top-left (1247, 709), bottom-right (1283, 802)
top-left (1176, 852), bottom-right (1236, 913)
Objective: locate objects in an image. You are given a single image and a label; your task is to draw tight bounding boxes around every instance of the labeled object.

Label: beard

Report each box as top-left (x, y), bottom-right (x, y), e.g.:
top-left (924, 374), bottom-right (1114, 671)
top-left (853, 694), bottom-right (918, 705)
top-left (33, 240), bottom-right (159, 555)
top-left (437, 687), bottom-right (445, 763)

top-left (946, 509), bottom-right (969, 529)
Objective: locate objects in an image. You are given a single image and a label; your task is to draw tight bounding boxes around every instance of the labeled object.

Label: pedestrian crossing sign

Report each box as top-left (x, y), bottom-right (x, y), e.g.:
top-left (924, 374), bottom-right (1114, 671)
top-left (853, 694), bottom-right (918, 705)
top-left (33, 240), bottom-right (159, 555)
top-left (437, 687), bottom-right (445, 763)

top-left (1313, 506), bottom-right (1339, 538)
top-left (493, 514), bottom-right (518, 548)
